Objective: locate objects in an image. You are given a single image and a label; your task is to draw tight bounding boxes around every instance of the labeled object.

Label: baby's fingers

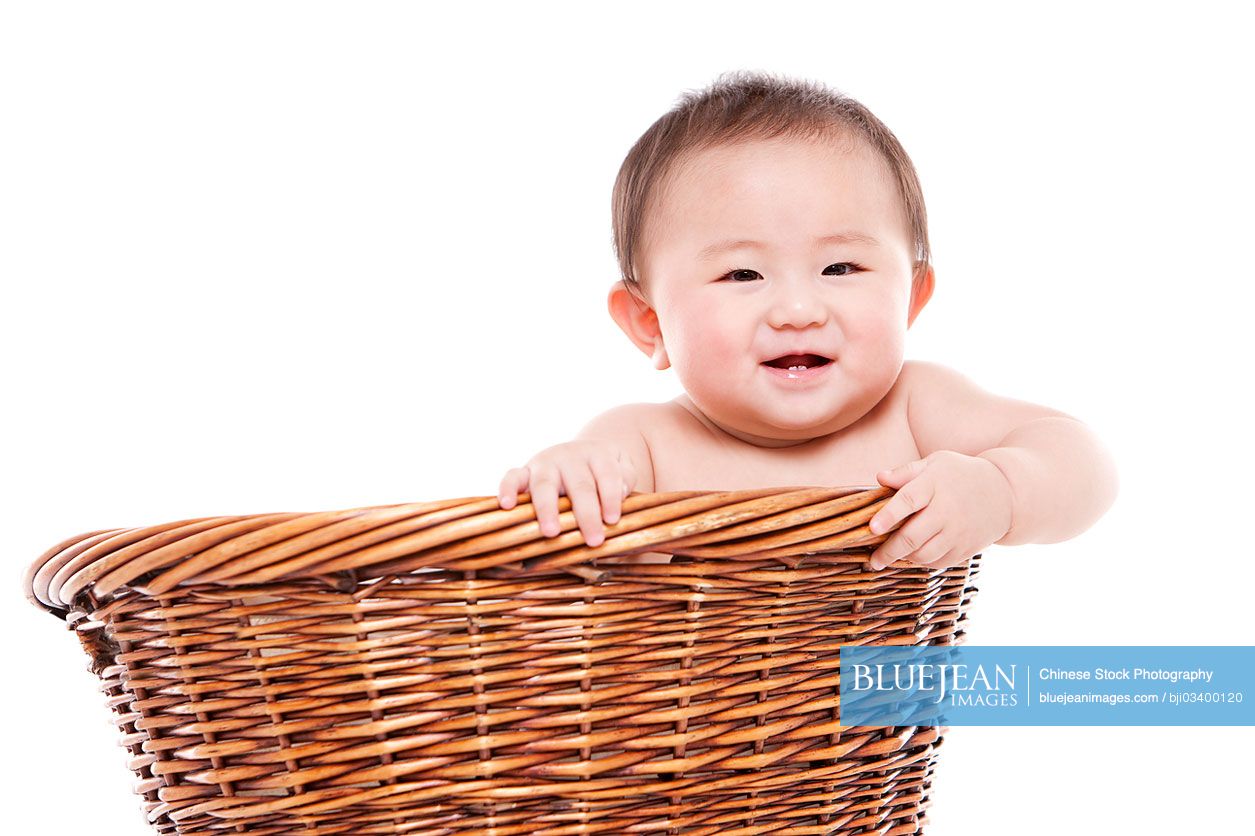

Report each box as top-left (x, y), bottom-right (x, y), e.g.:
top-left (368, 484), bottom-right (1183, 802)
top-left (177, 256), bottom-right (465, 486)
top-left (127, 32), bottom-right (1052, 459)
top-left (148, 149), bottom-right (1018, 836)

top-left (588, 451), bottom-right (634, 526)
top-left (869, 476), bottom-right (935, 536)
top-left (562, 465), bottom-right (608, 547)
top-left (931, 548), bottom-right (976, 572)
top-left (498, 467), bottom-right (529, 510)
top-left (869, 513), bottom-right (942, 570)
top-left (527, 466), bottom-right (564, 538)
top-left (899, 531), bottom-right (950, 568)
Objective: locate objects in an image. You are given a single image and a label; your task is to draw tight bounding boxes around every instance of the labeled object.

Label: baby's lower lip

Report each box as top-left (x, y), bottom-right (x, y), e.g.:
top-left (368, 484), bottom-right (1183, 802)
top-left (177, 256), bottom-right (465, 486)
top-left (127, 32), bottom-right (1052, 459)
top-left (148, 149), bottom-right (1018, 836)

top-left (760, 360), bottom-right (833, 382)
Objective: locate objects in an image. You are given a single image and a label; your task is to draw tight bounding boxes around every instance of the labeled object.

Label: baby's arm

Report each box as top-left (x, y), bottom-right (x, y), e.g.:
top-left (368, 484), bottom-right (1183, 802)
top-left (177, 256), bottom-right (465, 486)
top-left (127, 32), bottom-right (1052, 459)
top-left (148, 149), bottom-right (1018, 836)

top-left (498, 405), bottom-right (656, 547)
top-left (868, 361), bottom-right (1118, 569)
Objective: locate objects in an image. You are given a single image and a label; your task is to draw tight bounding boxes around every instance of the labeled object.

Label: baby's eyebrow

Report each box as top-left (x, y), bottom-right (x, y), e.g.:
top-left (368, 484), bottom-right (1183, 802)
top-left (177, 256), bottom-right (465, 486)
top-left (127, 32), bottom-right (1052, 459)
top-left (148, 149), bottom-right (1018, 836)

top-left (697, 232), bottom-right (880, 260)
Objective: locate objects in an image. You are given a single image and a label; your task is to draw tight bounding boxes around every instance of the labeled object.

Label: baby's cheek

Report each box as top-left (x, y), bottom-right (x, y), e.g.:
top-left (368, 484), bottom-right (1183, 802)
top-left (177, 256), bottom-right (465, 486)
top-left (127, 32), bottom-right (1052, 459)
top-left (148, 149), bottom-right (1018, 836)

top-left (670, 317), bottom-right (741, 391)
top-left (685, 327), bottom-right (735, 376)
top-left (844, 315), bottom-right (906, 376)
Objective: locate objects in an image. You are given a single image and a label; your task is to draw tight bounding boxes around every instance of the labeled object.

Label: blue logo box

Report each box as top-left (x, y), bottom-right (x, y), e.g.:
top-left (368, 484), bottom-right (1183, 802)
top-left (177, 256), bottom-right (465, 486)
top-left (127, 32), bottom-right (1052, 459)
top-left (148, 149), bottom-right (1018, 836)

top-left (838, 646), bottom-right (1254, 726)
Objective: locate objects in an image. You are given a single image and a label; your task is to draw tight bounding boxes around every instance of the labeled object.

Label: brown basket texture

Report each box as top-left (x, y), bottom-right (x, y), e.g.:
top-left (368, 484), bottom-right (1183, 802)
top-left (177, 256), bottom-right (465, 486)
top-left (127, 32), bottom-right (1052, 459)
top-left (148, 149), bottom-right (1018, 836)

top-left (24, 485), bottom-right (982, 836)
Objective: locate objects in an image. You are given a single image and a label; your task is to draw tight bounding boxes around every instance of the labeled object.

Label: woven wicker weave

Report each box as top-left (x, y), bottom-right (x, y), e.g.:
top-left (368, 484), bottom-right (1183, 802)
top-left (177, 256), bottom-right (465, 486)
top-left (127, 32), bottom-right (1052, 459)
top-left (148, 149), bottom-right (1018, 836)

top-left (24, 485), bottom-right (982, 835)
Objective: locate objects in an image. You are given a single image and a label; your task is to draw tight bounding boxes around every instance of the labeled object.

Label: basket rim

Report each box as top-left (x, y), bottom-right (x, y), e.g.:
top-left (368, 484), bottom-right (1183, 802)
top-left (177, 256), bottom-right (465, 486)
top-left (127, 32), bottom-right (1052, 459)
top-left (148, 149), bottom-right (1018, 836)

top-left (24, 484), bottom-right (896, 616)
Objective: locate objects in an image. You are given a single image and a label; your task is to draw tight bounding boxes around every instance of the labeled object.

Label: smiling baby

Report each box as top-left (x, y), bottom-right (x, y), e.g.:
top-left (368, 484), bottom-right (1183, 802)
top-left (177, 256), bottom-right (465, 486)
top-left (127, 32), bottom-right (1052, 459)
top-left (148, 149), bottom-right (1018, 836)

top-left (499, 69), bottom-right (1118, 571)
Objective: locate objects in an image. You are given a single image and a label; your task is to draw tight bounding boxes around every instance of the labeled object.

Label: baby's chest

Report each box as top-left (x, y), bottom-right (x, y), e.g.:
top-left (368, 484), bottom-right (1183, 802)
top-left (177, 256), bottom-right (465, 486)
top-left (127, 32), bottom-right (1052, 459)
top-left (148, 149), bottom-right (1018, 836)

top-left (643, 403), bottom-right (921, 493)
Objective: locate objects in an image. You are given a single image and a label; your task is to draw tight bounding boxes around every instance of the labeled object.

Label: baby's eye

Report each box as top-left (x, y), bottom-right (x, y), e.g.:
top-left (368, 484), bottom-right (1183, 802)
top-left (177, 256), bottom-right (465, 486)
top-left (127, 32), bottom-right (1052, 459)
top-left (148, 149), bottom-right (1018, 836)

top-left (719, 263), bottom-right (865, 282)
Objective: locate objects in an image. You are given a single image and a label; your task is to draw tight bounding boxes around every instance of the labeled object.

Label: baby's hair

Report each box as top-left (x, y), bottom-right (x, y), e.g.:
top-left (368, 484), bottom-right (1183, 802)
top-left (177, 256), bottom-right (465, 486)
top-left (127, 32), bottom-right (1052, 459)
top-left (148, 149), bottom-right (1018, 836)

top-left (611, 69), bottom-right (931, 303)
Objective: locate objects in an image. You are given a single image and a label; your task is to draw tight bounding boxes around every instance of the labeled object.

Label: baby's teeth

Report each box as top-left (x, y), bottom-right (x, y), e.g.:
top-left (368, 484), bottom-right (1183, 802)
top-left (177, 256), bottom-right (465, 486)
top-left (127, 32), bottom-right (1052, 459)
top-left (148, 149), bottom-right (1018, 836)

top-left (788, 365), bottom-right (807, 371)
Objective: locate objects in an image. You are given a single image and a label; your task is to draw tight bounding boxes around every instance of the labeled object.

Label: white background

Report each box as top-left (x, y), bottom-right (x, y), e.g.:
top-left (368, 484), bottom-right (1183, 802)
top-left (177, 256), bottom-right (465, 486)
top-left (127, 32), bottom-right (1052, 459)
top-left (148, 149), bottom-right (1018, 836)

top-left (3, 2), bottom-right (1251, 833)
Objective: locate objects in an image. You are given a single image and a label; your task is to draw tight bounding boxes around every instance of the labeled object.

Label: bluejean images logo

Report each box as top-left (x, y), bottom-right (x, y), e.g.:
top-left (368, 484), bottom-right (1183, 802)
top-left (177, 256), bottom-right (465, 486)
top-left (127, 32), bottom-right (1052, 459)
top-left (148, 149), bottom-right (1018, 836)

top-left (838, 646), bottom-right (1254, 726)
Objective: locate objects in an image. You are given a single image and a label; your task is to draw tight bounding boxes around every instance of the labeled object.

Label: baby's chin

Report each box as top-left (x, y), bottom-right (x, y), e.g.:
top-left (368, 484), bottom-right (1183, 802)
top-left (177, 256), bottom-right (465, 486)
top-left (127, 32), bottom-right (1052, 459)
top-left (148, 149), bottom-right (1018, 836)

top-left (760, 414), bottom-right (859, 441)
top-left (682, 374), bottom-right (890, 445)
top-left (710, 408), bottom-right (865, 447)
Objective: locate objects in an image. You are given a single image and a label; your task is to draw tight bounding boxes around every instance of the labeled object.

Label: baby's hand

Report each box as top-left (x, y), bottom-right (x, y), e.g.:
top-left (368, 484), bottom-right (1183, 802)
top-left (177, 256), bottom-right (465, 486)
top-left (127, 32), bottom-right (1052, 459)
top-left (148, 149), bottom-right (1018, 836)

top-left (498, 440), bottom-right (637, 548)
top-left (867, 451), bottom-right (1014, 571)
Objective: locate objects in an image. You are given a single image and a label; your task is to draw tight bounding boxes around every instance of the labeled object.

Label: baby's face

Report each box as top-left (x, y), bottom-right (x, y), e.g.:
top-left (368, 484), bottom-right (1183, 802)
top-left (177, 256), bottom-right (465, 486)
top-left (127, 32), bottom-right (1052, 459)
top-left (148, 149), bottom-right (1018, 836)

top-left (636, 134), bottom-right (928, 446)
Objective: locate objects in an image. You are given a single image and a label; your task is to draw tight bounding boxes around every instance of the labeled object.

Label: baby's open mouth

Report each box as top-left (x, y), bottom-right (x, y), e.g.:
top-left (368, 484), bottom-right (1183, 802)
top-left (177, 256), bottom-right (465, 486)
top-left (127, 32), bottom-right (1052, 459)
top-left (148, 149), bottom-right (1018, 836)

top-left (762, 353), bottom-right (832, 371)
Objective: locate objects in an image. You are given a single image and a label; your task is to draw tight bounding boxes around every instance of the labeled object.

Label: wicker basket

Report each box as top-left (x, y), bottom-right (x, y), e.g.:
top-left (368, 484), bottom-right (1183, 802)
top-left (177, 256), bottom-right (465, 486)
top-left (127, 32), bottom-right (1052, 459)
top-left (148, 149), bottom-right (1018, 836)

top-left (24, 485), bottom-right (982, 835)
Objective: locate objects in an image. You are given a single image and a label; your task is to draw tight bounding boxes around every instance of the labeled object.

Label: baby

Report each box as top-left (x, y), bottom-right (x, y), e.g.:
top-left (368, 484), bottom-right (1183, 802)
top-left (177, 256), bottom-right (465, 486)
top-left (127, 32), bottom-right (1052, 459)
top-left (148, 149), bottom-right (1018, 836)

top-left (498, 70), bottom-right (1118, 571)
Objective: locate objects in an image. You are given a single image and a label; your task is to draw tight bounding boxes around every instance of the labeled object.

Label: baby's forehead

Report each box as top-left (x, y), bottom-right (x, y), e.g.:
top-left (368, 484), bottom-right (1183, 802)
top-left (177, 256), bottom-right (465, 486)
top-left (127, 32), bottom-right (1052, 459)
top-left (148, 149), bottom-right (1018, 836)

top-left (651, 137), bottom-right (894, 220)
top-left (670, 132), bottom-right (880, 180)
top-left (647, 136), bottom-right (904, 239)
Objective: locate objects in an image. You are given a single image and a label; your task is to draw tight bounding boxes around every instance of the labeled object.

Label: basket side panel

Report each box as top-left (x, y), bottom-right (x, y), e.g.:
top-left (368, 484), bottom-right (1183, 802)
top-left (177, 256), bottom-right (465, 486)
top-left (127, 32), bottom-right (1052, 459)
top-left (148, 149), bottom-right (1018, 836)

top-left (83, 554), bottom-right (980, 834)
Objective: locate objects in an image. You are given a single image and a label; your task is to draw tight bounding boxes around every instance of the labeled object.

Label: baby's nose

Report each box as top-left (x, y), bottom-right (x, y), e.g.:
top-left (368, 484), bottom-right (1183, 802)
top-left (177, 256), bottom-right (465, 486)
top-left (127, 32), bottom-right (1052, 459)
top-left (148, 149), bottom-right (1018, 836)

top-left (765, 283), bottom-right (828, 329)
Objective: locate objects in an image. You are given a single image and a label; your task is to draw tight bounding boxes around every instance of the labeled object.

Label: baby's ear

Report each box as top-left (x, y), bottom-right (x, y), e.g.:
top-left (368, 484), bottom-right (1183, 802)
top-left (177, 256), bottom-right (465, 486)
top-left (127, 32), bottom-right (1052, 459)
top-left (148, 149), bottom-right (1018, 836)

top-left (907, 264), bottom-right (935, 327)
top-left (608, 279), bottom-right (665, 361)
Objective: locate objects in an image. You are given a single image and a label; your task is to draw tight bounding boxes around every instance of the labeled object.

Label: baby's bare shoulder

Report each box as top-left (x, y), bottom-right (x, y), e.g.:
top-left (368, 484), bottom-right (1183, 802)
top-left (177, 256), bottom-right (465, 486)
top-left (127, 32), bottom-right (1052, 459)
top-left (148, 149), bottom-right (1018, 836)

top-left (898, 359), bottom-right (1072, 456)
top-left (577, 402), bottom-right (681, 443)
top-left (581, 399), bottom-right (727, 493)
top-left (574, 402), bottom-right (666, 492)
